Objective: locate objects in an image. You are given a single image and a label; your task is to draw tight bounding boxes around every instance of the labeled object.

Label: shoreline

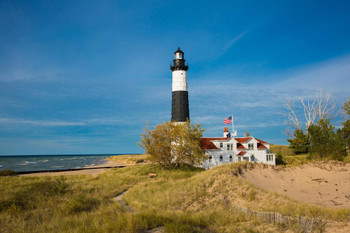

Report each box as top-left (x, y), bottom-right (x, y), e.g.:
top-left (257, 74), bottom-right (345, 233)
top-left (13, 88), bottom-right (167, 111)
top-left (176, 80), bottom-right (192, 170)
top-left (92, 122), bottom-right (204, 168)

top-left (18, 158), bottom-right (128, 177)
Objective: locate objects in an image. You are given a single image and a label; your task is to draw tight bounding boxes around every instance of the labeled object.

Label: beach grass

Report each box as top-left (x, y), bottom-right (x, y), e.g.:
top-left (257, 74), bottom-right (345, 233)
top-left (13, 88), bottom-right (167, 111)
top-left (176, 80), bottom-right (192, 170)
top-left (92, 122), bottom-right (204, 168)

top-left (0, 169), bottom-right (17, 176)
top-left (270, 145), bottom-right (314, 166)
top-left (107, 154), bottom-right (149, 165)
top-left (1, 160), bottom-right (349, 232)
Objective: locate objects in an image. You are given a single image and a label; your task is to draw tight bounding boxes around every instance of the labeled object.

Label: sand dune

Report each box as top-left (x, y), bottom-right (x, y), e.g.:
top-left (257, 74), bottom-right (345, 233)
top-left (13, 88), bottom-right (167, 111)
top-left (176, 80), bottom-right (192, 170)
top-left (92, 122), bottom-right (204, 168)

top-left (242, 161), bottom-right (350, 208)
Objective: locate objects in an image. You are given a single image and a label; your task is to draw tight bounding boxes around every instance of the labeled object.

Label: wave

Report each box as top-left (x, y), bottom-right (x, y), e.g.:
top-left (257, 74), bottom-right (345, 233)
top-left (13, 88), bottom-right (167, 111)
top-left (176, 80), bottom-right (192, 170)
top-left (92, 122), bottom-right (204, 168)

top-left (51, 165), bottom-right (64, 168)
top-left (38, 159), bottom-right (49, 163)
top-left (19, 161), bottom-right (38, 166)
top-left (60, 157), bottom-right (78, 161)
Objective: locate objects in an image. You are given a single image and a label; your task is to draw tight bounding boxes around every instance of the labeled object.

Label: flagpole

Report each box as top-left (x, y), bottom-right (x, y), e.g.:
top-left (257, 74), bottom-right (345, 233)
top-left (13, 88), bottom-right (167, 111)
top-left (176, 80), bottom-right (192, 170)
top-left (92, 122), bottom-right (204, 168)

top-left (231, 115), bottom-right (234, 137)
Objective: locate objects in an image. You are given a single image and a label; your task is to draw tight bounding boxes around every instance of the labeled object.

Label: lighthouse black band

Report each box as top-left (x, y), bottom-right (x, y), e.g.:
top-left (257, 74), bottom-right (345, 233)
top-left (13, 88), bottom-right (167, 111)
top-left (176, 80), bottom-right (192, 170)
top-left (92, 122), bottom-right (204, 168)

top-left (172, 91), bottom-right (189, 122)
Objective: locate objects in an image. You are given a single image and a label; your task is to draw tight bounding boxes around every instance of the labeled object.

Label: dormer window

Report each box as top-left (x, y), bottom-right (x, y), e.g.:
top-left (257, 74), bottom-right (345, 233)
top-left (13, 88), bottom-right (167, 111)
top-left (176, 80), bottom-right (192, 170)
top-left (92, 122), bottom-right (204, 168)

top-left (248, 143), bottom-right (254, 150)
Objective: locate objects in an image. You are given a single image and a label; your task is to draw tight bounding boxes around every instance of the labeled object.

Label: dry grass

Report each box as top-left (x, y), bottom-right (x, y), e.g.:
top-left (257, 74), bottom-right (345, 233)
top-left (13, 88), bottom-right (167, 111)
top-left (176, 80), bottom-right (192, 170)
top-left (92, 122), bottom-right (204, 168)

top-left (125, 162), bottom-right (350, 223)
top-left (107, 154), bottom-right (149, 165)
top-left (1, 161), bottom-right (349, 232)
top-left (270, 145), bottom-right (316, 166)
top-left (270, 145), bottom-right (295, 157)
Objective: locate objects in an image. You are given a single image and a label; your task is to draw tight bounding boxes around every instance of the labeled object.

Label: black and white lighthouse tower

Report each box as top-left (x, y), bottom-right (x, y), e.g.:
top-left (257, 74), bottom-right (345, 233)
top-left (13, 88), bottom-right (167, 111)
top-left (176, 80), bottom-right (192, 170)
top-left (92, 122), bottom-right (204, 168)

top-left (170, 47), bottom-right (189, 122)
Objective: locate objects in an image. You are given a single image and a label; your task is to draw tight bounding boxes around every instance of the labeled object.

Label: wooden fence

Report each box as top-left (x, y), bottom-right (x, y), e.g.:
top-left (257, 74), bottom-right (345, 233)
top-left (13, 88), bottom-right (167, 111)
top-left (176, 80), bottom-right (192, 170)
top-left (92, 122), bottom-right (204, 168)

top-left (233, 206), bottom-right (327, 233)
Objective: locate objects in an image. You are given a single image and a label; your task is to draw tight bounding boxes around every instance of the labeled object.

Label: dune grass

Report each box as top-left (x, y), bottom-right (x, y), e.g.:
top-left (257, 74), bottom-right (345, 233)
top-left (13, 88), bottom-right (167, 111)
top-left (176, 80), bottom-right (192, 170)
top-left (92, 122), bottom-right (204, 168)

top-left (107, 154), bottom-right (149, 165)
top-left (270, 145), bottom-right (314, 166)
top-left (0, 169), bottom-right (17, 176)
top-left (1, 161), bottom-right (349, 232)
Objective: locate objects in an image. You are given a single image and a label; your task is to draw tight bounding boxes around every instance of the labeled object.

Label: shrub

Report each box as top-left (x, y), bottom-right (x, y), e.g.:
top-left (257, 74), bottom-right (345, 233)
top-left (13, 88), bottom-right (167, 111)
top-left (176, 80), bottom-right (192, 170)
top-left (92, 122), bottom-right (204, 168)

top-left (275, 154), bottom-right (286, 165)
top-left (0, 169), bottom-right (17, 176)
top-left (308, 119), bottom-right (347, 161)
top-left (287, 129), bottom-right (310, 154)
top-left (138, 120), bottom-right (206, 167)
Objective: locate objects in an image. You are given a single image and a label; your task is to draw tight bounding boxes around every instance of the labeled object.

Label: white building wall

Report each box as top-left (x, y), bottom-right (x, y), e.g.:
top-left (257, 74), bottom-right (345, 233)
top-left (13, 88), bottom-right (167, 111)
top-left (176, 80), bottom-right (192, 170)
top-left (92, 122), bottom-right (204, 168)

top-left (202, 137), bottom-right (276, 169)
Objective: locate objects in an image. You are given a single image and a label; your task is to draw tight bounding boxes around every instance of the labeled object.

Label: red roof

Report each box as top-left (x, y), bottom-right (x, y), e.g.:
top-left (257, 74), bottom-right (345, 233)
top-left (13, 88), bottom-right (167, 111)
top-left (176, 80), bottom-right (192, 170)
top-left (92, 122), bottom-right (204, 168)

top-left (256, 138), bottom-right (268, 144)
top-left (201, 137), bottom-right (269, 150)
top-left (200, 138), bottom-right (219, 150)
top-left (237, 143), bottom-right (246, 150)
top-left (202, 137), bottom-right (231, 141)
top-left (257, 143), bottom-right (268, 150)
top-left (237, 151), bottom-right (246, 156)
top-left (234, 137), bottom-right (251, 143)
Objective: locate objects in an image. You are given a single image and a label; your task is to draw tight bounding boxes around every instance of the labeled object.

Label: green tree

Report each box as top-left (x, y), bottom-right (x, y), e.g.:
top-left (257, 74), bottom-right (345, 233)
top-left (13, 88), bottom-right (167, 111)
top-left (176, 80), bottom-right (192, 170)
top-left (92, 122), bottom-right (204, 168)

top-left (308, 119), bottom-right (347, 161)
top-left (138, 121), bottom-right (207, 167)
top-left (287, 129), bottom-right (310, 154)
top-left (339, 98), bottom-right (350, 153)
top-left (342, 97), bottom-right (350, 115)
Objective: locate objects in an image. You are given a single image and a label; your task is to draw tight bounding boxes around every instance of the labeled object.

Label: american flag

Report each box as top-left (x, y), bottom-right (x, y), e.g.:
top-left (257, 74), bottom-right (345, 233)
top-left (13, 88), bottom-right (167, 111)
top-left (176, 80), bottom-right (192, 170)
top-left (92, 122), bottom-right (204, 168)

top-left (224, 116), bottom-right (232, 124)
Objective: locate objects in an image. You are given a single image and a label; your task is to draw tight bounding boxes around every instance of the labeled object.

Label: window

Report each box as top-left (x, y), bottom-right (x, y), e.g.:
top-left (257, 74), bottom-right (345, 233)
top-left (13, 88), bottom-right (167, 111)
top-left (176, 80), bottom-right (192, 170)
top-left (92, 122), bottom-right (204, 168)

top-left (179, 54), bottom-right (182, 59)
top-left (229, 155), bottom-right (232, 162)
top-left (266, 154), bottom-right (274, 161)
top-left (220, 156), bottom-right (223, 162)
top-left (248, 143), bottom-right (254, 150)
top-left (220, 142), bottom-right (223, 148)
top-left (231, 144), bottom-right (233, 150)
top-left (227, 144), bottom-right (230, 150)
top-left (243, 157), bottom-right (249, 161)
top-left (209, 156), bottom-right (212, 162)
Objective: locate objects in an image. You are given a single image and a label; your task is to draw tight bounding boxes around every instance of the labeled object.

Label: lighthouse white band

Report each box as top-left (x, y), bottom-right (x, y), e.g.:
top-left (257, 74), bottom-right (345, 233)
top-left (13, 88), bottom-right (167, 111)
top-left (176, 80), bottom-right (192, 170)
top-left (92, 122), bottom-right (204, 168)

top-left (172, 70), bottom-right (187, 92)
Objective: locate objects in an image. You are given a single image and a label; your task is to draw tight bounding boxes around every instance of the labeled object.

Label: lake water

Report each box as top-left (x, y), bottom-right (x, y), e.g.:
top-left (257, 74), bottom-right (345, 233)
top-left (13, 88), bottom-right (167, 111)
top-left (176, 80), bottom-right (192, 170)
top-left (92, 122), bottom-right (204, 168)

top-left (0, 154), bottom-right (121, 172)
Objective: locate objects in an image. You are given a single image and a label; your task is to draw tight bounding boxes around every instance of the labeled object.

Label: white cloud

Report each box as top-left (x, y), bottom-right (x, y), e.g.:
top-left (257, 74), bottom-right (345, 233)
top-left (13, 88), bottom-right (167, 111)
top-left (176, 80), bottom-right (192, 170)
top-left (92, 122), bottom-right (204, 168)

top-left (191, 53), bottom-right (350, 107)
top-left (223, 30), bottom-right (249, 51)
top-left (0, 118), bottom-right (85, 126)
top-left (0, 69), bottom-right (61, 82)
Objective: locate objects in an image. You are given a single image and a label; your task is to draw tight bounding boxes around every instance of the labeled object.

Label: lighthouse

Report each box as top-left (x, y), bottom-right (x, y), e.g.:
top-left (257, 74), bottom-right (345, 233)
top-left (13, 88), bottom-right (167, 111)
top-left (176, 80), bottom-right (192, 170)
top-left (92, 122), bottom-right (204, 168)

top-left (170, 47), bottom-right (189, 122)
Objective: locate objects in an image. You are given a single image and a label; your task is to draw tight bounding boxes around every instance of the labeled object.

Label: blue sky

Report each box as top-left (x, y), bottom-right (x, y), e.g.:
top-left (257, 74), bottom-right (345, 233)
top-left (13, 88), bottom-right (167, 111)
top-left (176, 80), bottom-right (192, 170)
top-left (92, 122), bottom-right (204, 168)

top-left (0, 0), bottom-right (349, 155)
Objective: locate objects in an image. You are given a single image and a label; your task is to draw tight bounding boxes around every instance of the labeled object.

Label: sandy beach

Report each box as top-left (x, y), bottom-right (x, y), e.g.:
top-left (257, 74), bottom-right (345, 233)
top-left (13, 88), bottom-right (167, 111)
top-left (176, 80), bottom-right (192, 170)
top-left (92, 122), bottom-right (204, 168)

top-left (19, 159), bottom-right (127, 177)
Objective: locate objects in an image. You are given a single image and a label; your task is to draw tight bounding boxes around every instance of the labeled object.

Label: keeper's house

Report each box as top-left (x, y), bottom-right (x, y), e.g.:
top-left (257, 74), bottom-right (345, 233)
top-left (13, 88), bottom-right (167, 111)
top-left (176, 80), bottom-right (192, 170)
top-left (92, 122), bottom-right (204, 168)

top-left (201, 128), bottom-right (276, 169)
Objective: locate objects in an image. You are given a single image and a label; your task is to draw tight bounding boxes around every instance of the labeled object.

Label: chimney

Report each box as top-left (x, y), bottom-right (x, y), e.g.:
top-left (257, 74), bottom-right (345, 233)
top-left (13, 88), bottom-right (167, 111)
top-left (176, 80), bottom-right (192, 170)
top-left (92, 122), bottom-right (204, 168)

top-left (223, 127), bottom-right (229, 137)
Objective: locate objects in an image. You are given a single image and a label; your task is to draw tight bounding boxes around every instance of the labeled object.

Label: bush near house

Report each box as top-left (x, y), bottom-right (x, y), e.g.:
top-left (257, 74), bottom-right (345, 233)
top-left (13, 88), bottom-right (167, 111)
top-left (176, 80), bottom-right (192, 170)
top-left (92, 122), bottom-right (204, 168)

top-left (138, 120), bottom-right (207, 167)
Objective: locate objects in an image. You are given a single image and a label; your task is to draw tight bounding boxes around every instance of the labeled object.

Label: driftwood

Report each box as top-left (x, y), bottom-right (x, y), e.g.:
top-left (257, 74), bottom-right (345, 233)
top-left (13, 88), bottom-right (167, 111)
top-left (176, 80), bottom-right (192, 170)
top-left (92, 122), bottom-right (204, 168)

top-left (148, 173), bottom-right (157, 178)
top-left (232, 206), bottom-right (327, 233)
